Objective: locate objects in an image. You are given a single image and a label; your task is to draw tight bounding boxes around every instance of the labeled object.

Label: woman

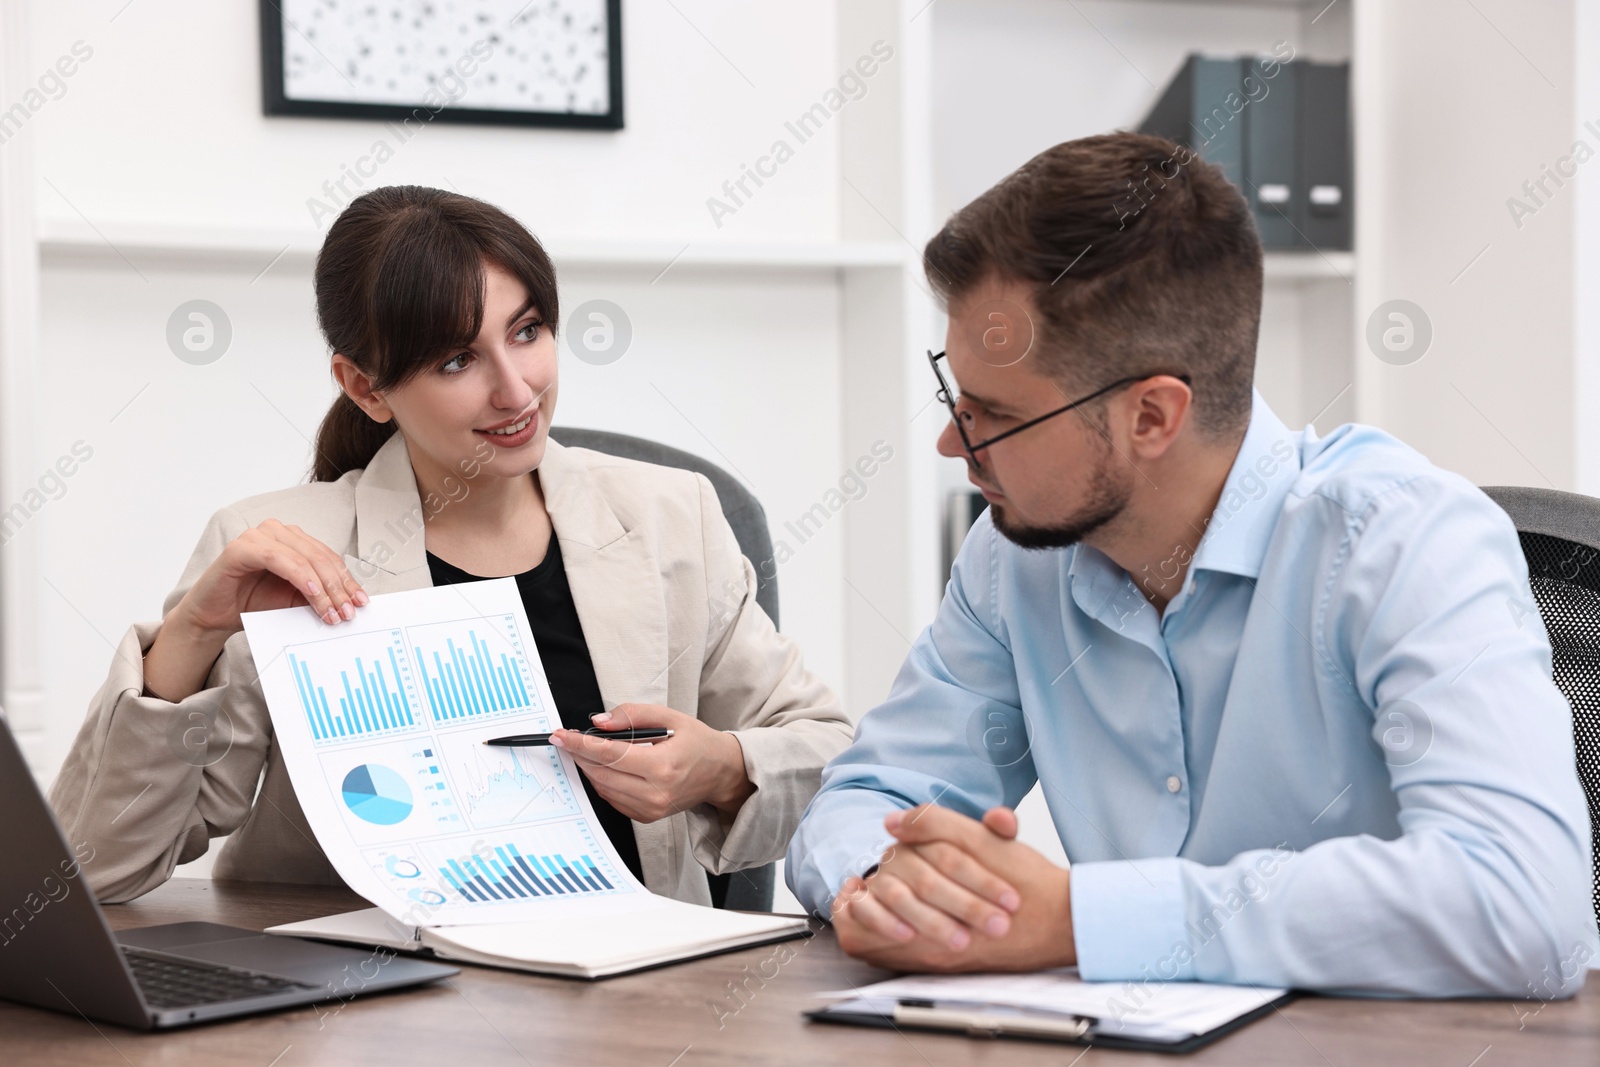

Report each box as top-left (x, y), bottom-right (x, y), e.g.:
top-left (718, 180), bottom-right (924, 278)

top-left (49, 186), bottom-right (853, 908)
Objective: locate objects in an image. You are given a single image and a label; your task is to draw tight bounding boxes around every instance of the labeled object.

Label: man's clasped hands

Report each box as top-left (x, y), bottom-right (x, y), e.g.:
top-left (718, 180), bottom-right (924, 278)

top-left (830, 804), bottom-right (1078, 973)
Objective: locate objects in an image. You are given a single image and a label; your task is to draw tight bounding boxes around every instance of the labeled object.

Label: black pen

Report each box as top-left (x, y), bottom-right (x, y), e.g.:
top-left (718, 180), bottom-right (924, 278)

top-left (482, 728), bottom-right (674, 747)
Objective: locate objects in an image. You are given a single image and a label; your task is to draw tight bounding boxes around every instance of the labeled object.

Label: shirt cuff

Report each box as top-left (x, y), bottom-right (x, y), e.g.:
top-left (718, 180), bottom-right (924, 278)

top-left (1070, 857), bottom-right (1194, 981)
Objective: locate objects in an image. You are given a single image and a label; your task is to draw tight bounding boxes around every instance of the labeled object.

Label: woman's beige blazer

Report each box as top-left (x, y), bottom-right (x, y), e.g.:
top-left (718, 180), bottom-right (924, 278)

top-left (49, 431), bottom-right (853, 906)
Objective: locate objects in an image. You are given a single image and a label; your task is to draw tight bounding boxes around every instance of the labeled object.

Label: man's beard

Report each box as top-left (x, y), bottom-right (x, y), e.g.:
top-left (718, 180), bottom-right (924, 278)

top-left (986, 447), bottom-right (1131, 550)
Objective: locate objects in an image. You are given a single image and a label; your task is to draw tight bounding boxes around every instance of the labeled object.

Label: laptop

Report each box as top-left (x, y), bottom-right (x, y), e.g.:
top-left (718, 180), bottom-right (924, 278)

top-left (0, 714), bottom-right (458, 1029)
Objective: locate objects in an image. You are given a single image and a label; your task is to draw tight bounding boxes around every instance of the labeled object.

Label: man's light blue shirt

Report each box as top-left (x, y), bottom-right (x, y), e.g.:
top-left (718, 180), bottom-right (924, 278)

top-left (787, 392), bottom-right (1597, 997)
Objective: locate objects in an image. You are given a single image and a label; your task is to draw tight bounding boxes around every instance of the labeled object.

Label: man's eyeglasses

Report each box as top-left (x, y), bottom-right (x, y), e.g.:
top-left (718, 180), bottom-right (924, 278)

top-left (928, 349), bottom-right (1192, 468)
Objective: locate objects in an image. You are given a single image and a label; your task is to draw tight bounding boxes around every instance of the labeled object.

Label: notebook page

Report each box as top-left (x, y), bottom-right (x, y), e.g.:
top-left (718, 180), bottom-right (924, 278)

top-left (431, 897), bottom-right (807, 968)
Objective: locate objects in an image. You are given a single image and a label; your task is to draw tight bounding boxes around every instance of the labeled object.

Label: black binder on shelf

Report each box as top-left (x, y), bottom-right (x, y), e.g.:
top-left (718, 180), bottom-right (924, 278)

top-left (1245, 55), bottom-right (1298, 249)
top-left (1296, 61), bottom-right (1352, 249)
top-left (1141, 55), bottom-right (1246, 191)
top-left (1138, 54), bottom-right (1351, 251)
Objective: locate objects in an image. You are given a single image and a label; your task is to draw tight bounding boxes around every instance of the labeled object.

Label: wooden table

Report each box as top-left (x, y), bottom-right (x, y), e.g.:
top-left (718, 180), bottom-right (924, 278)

top-left (0, 878), bottom-right (1595, 1065)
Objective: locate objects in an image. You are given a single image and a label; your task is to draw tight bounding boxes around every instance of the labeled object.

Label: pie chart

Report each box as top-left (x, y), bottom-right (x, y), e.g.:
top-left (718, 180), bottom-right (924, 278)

top-left (341, 764), bottom-right (413, 825)
top-left (385, 854), bottom-right (422, 878)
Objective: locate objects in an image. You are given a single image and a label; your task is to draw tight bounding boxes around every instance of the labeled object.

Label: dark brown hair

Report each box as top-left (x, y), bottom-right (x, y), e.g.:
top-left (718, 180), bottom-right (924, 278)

top-left (923, 132), bottom-right (1263, 438)
top-left (310, 186), bottom-right (559, 482)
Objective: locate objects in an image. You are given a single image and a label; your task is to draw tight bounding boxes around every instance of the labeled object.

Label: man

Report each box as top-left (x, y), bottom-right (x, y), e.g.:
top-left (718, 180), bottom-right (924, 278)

top-left (786, 132), bottom-right (1597, 997)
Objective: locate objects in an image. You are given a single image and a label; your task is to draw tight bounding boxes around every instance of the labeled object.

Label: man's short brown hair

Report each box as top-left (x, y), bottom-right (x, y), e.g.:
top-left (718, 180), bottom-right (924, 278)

top-left (923, 132), bottom-right (1263, 438)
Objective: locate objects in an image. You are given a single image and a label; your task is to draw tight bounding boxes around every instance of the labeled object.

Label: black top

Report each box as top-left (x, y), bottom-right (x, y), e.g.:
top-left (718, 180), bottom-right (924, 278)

top-left (425, 533), bottom-right (646, 884)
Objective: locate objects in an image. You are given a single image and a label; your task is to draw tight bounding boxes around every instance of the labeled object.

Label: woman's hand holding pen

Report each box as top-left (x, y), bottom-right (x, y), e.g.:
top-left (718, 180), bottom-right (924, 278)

top-left (550, 703), bottom-right (755, 822)
top-left (145, 519), bottom-right (368, 704)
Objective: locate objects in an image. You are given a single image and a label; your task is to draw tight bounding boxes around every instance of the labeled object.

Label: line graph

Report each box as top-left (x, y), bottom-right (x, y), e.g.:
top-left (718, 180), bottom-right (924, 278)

top-left (438, 725), bottom-right (579, 828)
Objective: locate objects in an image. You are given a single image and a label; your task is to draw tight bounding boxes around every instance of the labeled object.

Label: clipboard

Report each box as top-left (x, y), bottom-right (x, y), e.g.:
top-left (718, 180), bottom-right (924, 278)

top-left (804, 990), bottom-right (1294, 1054)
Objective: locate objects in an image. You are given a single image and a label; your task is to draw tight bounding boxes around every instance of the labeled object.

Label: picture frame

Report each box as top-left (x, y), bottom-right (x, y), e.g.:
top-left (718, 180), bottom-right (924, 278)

top-left (258, 0), bottom-right (623, 131)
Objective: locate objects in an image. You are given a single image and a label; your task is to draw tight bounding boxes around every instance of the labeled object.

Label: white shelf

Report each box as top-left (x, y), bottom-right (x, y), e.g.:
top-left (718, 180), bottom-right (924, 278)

top-left (34, 218), bottom-right (911, 274)
top-left (34, 220), bottom-right (1348, 281)
top-left (1263, 250), bottom-right (1355, 281)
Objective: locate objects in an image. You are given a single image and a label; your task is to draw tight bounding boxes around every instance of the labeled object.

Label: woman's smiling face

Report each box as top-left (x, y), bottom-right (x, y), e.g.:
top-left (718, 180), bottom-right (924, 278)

top-left (378, 259), bottom-right (560, 488)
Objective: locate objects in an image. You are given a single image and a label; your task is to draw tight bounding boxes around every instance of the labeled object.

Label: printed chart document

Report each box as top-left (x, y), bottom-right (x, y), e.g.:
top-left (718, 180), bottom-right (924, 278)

top-left (243, 578), bottom-right (808, 976)
top-left (808, 969), bottom-right (1290, 1051)
top-left (244, 577), bottom-right (642, 925)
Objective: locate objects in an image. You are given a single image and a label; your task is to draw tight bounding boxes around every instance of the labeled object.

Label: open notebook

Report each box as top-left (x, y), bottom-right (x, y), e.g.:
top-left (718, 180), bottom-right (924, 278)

top-left (808, 968), bottom-right (1290, 1052)
top-left (268, 901), bottom-right (811, 980)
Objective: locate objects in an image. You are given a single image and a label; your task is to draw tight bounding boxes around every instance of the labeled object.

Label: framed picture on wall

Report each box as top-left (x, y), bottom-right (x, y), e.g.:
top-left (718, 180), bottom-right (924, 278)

top-left (259, 0), bottom-right (623, 130)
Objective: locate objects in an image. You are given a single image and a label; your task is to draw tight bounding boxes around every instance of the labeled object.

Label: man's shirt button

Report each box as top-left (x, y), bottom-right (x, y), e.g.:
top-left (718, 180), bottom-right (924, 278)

top-left (1166, 775), bottom-right (1183, 794)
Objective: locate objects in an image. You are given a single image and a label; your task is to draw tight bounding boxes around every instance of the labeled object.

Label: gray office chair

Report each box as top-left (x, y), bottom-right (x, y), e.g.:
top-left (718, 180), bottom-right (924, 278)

top-left (550, 426), bottom-right (779, 912)
top-left (1483, 486), bottom-right (1600, 929)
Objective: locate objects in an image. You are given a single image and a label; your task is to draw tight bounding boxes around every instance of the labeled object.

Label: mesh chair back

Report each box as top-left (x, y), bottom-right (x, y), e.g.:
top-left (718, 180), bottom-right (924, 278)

top-left (1483, 485), bottom-right (1600, 929)
top-left (548, 426), bottom-right (779, 912)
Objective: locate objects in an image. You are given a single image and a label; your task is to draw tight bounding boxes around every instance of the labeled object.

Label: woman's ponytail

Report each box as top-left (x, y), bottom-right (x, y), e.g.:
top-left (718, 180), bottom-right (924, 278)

top-left (310, 392), bottom-right (397, 483)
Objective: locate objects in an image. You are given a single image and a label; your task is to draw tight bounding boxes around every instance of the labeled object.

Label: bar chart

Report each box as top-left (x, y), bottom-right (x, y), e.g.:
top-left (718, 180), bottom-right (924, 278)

top-left (443, 843), bottom-right (612, 901)
top-left (407, 615), bottom-right (540, 724)
top-left (286, 629), bottom-right (423, 745)
top-left (423, 821), bottom-right (631, 905)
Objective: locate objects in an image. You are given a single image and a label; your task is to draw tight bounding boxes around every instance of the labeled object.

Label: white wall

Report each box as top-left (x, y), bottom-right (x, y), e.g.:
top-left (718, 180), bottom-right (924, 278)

top-left (1580, 0), bottom-right (1600, 494)
top-left (30, 1), bottom-right (842, 243)
top-left (1353, 0), bottom-right (1576, 488)
top-left (931, 0), bottom-right (1312, 224)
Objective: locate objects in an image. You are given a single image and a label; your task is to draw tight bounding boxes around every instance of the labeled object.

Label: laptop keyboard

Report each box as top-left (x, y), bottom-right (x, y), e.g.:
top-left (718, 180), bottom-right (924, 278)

top-left (124, 947), bottom-right (320, 1009)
